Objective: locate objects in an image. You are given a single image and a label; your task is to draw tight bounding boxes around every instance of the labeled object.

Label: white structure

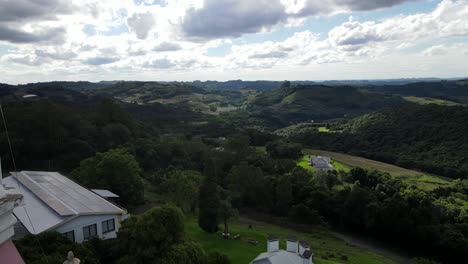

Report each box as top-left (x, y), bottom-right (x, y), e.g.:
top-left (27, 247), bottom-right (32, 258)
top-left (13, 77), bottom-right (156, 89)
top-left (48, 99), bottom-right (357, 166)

top-left (0, 163), bottom-right (25, 264)
top-left (3, 171), bottom-right (127, 243)
top-left (309, 156), bottom-right (335, 172)
top-left (251, 238), bottom-right (314, 264)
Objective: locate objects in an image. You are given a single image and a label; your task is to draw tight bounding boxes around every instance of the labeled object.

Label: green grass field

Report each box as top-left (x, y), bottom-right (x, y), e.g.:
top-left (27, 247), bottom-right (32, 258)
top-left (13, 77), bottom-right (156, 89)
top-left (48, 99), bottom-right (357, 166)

top-left (403, 96), bottom-right (460, 106)
top-left (185, 217), bottom-right (397, 264)
top-left (303, 149), bottom-right (451, 191)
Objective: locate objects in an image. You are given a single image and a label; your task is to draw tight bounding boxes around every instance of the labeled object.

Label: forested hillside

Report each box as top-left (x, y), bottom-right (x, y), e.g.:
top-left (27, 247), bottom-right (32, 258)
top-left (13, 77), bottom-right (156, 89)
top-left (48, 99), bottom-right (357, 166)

top-left (365, 80), bottom-right (468, 104)
top-left (296, 105), bottom-right (468, 178)
top-left (248, 85), bottom-right (408, 128)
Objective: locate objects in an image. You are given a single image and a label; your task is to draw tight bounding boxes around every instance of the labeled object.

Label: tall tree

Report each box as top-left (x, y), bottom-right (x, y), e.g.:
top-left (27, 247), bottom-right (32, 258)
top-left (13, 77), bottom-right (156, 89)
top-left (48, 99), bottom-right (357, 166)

top-left (218, 189), bottom-right (237, 238)
top-left (71, 148), bottom-right (144, 206)
top-left (198, 174), bottom-right (220, 233)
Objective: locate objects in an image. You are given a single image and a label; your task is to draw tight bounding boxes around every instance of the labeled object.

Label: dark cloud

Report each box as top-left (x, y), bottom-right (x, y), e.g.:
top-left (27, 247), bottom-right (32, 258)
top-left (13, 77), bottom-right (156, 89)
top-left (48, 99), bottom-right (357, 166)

top-left (144, 58), bottom-right (175, 68)
top-left (127, 12), bottom-right (155, 39)
top-left (84, 57), bottom-right (120, 65)
top-left (337, 0), bottom-right (417, 11)
top-left (181, 0), bottom-right (286, 39)
top-left (0, 0), bottom-right (73, 22)
top-left (298, 0), bottom-right (419, 16)
top-left (153, 42), bottom-right (182, 52)
top-left (249, 51), bottom-right (288, 59)
top-left (0, 25), bottom-right (66, 44)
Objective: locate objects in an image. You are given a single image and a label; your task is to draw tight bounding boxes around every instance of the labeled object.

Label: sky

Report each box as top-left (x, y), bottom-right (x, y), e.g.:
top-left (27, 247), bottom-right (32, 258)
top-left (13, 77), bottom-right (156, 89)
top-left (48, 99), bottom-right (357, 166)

top-left (0, 0), bottom-right (468, 84)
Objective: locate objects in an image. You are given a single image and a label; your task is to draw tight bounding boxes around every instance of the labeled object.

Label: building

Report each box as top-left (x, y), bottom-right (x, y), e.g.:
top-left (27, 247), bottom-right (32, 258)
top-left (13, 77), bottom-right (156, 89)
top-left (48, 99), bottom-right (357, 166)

top-left (250, 237), bottom-right (314, 264)
top-left (309, 156), bottom-right (335, 172)
top-left (3, 171), bottom-right (127, 243)
top-left (0, 167), bottom-right (25, 264)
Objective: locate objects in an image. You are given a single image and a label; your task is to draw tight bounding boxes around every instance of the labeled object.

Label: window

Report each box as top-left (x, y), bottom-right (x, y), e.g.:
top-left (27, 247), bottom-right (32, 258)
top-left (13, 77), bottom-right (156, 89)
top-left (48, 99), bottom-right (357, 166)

top-left (63, 230), bottom-right (75, 242)
top-left (83, 224), bottom-right (97, 240)
top-left (102, 218), bottom-right (115, 234)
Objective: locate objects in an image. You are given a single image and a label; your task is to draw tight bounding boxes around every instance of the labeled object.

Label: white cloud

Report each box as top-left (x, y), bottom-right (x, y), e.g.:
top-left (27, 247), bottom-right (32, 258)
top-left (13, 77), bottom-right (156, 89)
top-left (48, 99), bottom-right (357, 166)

top-left (0, 0), bottom-right (468, 83)
top-left (127, 12), bottom-right (155, 39)
top-left (423, 45), bottom-right (448, 56)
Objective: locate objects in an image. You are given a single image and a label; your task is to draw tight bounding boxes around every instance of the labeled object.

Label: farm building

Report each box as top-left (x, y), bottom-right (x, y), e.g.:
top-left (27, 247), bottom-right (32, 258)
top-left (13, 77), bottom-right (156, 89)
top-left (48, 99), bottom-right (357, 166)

top-left (309, 156), bottom-right (335, 172)
top-left (250, 237), bottom-right (314, 264)
top-left (3, 171), bottom-right (127, 243)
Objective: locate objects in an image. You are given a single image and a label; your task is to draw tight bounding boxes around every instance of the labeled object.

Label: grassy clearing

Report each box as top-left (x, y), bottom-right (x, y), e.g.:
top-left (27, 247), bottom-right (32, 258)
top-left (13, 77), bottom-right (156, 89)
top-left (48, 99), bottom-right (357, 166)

top-left (255, 146), bottom-right (267, 154)
top-left (331, 160), bottom-right (352, 173)
top-left (185, 216), bottom-right (397, 264)
top-left (319, 127), bottom-right (339, 133)
top-left (303, 149), bottom-right (451, 191)
top-left (403, 96), bottom-right (460, 106)
top-left (298, 156), bottom-right (314, 171)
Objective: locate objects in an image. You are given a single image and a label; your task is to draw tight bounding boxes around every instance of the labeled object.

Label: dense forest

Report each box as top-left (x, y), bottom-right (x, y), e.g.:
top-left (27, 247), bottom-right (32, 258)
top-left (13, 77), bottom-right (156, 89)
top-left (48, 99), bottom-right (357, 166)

top-left (293, 105), bottom-right (468, 179)
top-left (1, 80), bottom-right (467, 263)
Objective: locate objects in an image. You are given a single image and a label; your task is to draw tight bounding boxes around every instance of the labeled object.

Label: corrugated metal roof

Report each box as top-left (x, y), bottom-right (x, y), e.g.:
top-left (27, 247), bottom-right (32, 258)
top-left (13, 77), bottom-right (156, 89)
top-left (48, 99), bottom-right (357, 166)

top-left (3, 171), bottom-right (125, 234)
top-left (13, 171), bottom-right (124, 216)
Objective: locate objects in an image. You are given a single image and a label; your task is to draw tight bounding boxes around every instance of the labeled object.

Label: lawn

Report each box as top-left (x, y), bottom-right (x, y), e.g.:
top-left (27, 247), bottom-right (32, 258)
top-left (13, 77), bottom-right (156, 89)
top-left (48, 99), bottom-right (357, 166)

top-left (303, 149), bottom-right (452, 191)
top-left (185, 216), bottom-right (397, 264)
top-left (297, 156), bottom-right (314, 171)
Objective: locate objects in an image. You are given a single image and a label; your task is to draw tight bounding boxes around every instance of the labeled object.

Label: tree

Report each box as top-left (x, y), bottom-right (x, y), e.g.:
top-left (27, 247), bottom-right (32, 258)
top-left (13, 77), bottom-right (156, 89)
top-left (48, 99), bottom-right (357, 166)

top-left (207, 252), bottom-right (231, 264)
top-left (218, 189), bottom-right (238, 237)
top-left (266, 140), bottom-right (302, 160)
top-left (160, 170), bottom-right (202, 213)
top-left (275, 175), bottom-right (293, 215)
top-left (16, 232), bottom-right (99, 264)
top-left (71, 148), bottom-right (144, 206)
top-left (198, 174), bottom-right (220, 233)
top-left (118, 206), bottom-right (206, 264)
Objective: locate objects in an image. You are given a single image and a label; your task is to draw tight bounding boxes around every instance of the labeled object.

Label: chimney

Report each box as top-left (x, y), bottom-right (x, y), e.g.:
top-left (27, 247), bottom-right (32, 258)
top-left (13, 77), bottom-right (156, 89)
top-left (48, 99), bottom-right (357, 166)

top-left (286, 236), bottom-right (298, 253)
top-left (299, 240), bottom-right (310, 255)
top-left (267, 236), bottom-right (279, 252)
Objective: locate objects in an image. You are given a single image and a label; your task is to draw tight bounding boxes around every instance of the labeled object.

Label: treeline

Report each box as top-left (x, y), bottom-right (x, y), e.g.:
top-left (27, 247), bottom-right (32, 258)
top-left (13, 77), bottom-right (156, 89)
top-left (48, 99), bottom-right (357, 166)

top-left (16, 206), bottom-right (231, 264)
top-left (294, 105), bottom-right (468, 179)
top-left (0, 99), bottom-right (140, 172)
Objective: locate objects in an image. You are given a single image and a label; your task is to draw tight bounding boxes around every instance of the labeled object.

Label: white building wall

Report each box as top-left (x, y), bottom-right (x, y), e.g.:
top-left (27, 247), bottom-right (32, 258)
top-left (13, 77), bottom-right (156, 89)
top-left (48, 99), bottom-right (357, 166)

top-left (54, 214), bottom-right (123, 243)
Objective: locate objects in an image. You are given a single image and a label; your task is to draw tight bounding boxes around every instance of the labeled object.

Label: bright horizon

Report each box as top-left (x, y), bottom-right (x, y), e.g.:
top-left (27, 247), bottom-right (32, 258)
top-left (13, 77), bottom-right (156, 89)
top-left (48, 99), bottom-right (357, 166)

top-left (1, 0), bottom-right (468, 85)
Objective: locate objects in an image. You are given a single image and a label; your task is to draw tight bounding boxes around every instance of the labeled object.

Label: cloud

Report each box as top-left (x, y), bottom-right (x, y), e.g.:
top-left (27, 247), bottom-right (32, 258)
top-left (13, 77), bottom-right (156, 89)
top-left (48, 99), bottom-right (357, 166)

top-left (0, 0), bottom-right (74, 23)
top-left (153, 42), bottom-right (182, 52)
top-left (144, 58), bottom-right (175, 68)
top-left (249, 51), bottom-right (288, 59)
top-left (127, 12), bottom-right (155, 39)
top-left (327, 0), bottom-right (468, 50)
top-left (2, 54), bottom-right (45, 66)
top-left (328, 20), bottom-right (383, 47)
top-left (35, 49), bottom-right (77, 60)
top-left (423, 45), bottom-right (448, 56)
top-left (181, 0), bottom-right (287, 39)
top-left (0, 25), bottom-right (66, 44)
top-left (294, 0), bottom-right (419, 16)
top-left (336, 0), bottom-right (417, 11)
top-left (84, 57), bottom-right (120, 65)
